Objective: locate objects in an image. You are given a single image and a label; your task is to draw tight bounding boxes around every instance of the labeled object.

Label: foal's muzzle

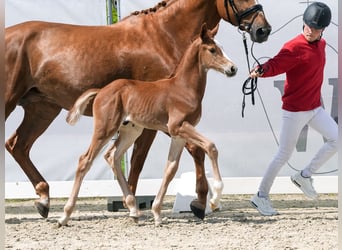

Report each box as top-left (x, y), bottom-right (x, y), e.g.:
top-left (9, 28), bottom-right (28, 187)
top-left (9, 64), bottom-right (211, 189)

top-left (225, 64), bottom-right (238, 77)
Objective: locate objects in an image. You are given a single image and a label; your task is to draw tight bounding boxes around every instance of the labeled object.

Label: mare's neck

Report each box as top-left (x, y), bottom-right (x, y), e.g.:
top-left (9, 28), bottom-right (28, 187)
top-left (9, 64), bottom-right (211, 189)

top-left (128, 0), bottom-right (221, 48)
top-left (159, 0), bottom-right (221, 40)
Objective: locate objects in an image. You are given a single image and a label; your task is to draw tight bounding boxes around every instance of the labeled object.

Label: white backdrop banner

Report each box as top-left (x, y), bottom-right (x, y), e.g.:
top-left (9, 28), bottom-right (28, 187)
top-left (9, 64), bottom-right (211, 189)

top-left (5, 0), bottom-right (107, 27)
top-left (5, 0), bottom-right (338, 188)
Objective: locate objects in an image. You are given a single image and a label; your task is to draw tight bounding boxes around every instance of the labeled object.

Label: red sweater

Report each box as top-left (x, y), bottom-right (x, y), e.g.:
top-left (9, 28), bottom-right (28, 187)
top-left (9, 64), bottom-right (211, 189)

top-left (261, 34), bottom-right (326, 111)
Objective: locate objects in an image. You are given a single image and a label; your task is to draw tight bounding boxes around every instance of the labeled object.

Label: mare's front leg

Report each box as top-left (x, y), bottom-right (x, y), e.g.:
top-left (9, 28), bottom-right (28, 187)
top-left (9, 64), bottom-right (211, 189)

top-left (184, 143), bottom-right (208, 219)
top-left (178, 122), bottom-right (223, 211)
top-left (105, 123), bottom-right (144, 221)
top-left (151, 138), bottom-right (185, 226)
top-left (5, 98), bottom-right (61, 218)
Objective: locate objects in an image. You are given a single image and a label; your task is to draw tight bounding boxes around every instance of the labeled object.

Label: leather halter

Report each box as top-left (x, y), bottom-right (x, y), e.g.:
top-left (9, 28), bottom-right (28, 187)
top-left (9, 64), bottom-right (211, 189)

top-left (224, 0), bottom-right (264, 31)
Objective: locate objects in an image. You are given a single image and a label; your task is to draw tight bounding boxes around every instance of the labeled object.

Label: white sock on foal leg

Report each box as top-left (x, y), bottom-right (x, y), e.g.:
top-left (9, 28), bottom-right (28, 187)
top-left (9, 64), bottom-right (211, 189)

top-left (209, 180), bottom-right (223, 210)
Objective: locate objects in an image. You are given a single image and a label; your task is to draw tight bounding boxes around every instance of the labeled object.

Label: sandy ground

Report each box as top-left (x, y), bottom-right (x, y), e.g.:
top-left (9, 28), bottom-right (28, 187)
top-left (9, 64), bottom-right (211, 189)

top-left (5, 194), bottom-right (337, 250)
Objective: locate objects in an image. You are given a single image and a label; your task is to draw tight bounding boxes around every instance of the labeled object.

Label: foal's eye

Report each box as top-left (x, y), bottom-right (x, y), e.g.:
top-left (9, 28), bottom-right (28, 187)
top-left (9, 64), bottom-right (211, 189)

top-left (209, 48), bottom-right (216, 53)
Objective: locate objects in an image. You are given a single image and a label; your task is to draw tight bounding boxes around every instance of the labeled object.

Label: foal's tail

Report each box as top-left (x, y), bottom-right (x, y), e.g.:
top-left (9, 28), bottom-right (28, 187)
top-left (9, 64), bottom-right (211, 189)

top-left (66, 88), bottom-right (100, 125)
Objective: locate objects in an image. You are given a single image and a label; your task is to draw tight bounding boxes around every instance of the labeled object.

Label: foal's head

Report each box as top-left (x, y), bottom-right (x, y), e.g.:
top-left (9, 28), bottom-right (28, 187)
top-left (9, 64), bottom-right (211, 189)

top-left (198, 24), bottom-right (237, 77)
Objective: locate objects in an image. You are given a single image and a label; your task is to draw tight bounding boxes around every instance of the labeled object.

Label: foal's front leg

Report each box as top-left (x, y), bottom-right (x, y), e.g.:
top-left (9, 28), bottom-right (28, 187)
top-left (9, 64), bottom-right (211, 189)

top-left (178, 122), bottom-right (223, 211)
top-left (151, 137), bottom-right (186, 226)
top-left (128, 130), bottom-right (208, 220)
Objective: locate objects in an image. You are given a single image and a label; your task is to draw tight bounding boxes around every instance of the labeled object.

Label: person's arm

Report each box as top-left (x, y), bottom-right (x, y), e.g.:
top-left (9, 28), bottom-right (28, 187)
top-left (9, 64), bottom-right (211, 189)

top-left (250, 46), bottom-right (300, 78)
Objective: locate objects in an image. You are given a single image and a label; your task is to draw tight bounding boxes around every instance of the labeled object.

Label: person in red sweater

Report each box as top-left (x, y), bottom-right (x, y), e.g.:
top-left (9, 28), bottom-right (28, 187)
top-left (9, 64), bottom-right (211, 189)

top-left (249, 2), bottom-right (337, 216)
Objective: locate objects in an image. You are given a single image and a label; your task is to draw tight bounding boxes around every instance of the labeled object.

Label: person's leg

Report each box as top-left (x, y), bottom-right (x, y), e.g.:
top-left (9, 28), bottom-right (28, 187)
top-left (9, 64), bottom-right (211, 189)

top-left (291, 107), bottom-right (337, 199)
top-left (301, 107), bottom-right (338, 176)
top-left (251, 110), bottom-right (310, 215)
top-left (258, 110), bottom-right (310, 197)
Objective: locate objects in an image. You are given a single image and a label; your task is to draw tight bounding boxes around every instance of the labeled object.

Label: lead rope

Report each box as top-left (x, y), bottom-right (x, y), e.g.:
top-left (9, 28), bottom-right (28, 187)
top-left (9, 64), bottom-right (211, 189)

top-left (241, 32), bottom-right (261, 117)
top-left (241, 32), bottom-right (337, 175)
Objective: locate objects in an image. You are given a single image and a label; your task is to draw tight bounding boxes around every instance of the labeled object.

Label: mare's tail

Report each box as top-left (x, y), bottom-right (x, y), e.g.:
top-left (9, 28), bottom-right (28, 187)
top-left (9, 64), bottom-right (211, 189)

top-left (66, 88), bottom-right (100, 125)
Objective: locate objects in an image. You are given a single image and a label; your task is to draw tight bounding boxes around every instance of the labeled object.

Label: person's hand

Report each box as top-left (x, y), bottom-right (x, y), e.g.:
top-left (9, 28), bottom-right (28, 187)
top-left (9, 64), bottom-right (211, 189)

top-left (249, 67), bottom-right (263, 78)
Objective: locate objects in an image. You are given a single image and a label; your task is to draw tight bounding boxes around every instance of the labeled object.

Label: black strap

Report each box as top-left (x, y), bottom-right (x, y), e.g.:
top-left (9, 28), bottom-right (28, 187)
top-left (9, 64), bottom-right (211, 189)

top-left (224, 0), bottom-right (264, 30)
top-left (241, 76), bottom-right (258, 117)
top-left (241, 33), bottom-right (262, 117)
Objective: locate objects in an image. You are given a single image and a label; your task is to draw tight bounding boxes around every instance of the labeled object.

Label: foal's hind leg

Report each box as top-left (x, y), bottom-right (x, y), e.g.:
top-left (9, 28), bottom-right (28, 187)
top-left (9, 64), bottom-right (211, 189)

top-left (58, 131), bottom-right (115, 227)
top-left (105, 123), bottom-right (144, 220)
top-left (5, 98), bottom-right (61, 218)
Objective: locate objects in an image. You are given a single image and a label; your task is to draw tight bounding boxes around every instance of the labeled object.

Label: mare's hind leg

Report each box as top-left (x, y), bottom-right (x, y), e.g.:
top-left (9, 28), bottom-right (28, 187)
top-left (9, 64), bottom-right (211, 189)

top-left (5, 97), bottom-right (61, 218)
top-left (5, 54), bottom-right (30, 120)
top-left (151, 138), bottom-right (186, 226)
top-left (105, 122), bottom-right (144, 220)
top-left (127, 129), bottom-right (157, 195)
top-left (178, 122), bottom-right (223, 211)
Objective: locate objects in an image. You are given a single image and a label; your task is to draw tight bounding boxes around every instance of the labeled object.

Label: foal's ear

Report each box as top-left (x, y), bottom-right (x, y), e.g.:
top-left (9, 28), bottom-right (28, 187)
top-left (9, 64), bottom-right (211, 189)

top-left (200, 23), bottom-right (219, 42)
top-left (200, 23), bottom-right (210, 42)
top-left (210, 24), bottom-right (219, 37)
top-left (200, 23), bottom-right (208, 38)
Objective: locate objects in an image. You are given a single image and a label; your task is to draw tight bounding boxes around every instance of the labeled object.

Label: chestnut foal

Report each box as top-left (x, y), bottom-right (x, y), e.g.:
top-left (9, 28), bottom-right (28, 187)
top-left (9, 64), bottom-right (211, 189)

top-left (61, 23), bottom-right (237, 226)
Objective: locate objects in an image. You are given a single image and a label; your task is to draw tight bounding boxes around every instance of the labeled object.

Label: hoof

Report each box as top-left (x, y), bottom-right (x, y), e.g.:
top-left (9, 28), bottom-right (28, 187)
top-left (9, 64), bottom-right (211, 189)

top-left (34, 200), bottom-right (49, 218)
top-left (129, 210), bottom-right (140, 223)
top-left (57, 216), bottom-right (68, 227)
top-left (130, 216), bottom-right (139, 223)
top-left (190, 200), bottom-right (205, 220)
top-left (212, 206), bottom-right (220, 212)
top-left (154, 219), bottom-right (162, 227)
top-left (209, 201), bottom-right (220, 212)
top-left (57, 221), bottom-right (67, 228)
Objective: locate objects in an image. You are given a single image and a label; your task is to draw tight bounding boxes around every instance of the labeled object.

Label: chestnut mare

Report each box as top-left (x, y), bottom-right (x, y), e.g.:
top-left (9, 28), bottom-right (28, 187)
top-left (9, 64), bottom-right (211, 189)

top-left (5, 0), bottom-right (271, 219)
top-left (62, 24), bottom-right (237, 226)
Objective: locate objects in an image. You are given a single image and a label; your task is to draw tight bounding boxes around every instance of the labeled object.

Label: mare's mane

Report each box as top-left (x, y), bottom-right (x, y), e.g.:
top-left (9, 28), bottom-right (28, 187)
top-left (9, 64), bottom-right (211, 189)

top-left (131, 1), bottom-right (169, 16)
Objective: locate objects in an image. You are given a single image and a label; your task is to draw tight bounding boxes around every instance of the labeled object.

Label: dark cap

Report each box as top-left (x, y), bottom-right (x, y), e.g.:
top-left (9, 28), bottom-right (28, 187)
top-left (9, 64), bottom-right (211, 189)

top-left (303, 2), bottom-right (331, 29)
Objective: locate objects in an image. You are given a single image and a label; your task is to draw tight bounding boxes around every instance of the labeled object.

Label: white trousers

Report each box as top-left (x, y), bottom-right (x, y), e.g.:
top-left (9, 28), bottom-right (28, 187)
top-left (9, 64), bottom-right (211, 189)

top-left (258, 107), bottom-right (338, 197)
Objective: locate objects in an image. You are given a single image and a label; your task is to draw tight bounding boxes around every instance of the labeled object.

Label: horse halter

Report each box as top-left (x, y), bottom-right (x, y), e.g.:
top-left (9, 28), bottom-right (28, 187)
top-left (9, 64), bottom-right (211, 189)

top-left (223, 0), bottom-right (264, 31)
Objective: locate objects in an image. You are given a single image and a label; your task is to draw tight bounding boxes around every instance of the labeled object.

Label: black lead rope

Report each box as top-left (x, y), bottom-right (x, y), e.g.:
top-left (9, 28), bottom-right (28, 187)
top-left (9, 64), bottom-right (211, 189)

top-left (241, 33), bottom-right (262, 117)
top-left (241, 74), bottom-right (258, 117)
